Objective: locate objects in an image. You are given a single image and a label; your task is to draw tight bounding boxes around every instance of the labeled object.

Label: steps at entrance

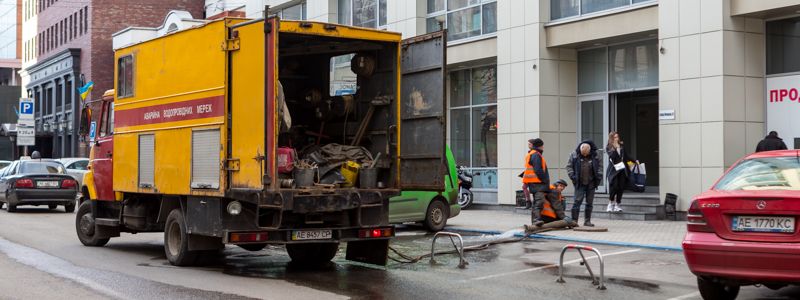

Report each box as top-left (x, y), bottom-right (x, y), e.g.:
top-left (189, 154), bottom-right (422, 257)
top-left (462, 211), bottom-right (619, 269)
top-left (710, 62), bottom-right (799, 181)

top-left (515, 193), bottom-right (665, 221)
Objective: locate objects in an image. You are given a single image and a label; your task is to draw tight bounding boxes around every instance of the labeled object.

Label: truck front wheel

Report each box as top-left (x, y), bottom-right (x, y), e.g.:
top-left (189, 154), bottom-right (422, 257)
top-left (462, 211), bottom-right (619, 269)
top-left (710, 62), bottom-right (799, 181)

top-left (286, 243), bottom-right (339, 266)
top-left (75, 201), bottom-right (110, 247)
top-left (164, 209), bottom-right (199, 266)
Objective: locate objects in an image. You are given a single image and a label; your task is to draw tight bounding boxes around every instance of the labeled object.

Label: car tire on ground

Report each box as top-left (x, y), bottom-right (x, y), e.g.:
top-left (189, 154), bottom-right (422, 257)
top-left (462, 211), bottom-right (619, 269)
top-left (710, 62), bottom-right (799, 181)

top-left (238, 243), bottom-right (268, 252)
top-left (0, 201), bottom-right (4, 209)
top-left (64, 201), bottom-right (76, 213)
top-left (286, 243), bottom-right (339, 266)
top-left (7, 203), bottom-right (17, 212)
top-left (75, 201), bottom-right (110, 247)
top-left (48, 204), bottom-right (58, 210)
top-left (164, 208), bottom-right (199, 266)
top-left (424, 200), bottom-right (448, 232)
top-left (697, 277), bottom-right (740, 300)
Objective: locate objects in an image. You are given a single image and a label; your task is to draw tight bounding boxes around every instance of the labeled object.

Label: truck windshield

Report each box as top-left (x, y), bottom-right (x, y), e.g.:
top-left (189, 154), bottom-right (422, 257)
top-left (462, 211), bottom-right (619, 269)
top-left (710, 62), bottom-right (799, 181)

top-left (19, 161), bottom-right (66, 174)
top-left (714, 157), bottom-right (800, 191)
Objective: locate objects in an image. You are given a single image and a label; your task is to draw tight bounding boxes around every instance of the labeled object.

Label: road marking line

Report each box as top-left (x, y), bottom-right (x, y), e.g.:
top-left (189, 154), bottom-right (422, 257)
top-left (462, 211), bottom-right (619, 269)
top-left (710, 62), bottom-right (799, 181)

top-left (467, 248), bottom-right (642, 281)
top-left (666, 291), bottom-right (700, 300)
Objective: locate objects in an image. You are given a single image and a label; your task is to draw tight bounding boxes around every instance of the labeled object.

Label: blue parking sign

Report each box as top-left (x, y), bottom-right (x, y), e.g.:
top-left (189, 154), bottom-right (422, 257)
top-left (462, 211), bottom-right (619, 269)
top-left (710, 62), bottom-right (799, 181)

top-left (89, 121), bottom-right (97, 142)
top-left (18, 98), bottom-right (35, 126)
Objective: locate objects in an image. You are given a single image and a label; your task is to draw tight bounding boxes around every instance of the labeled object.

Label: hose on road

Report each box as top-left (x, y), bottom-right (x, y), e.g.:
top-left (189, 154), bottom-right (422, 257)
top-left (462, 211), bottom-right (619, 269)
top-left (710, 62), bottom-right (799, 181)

top-left (387, 227), bottom-right (558, 264)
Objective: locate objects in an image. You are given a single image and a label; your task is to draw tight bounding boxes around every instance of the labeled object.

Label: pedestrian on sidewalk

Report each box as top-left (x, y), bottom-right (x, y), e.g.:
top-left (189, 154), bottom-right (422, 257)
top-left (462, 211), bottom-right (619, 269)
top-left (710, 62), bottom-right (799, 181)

top-left (566, 140), bottom-right (602, 227)
top-left (755, 131), bottom-right (788, 152)
top-left (523, 138), bottom-right (550, 227)
top-left (606, 131), bottom-right (635, 212)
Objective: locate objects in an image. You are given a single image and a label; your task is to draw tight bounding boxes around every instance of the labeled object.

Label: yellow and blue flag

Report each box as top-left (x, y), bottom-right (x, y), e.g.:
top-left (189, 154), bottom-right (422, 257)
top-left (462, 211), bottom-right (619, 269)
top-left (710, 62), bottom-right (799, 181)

top-left (78, 81), bottom-right (94, 101)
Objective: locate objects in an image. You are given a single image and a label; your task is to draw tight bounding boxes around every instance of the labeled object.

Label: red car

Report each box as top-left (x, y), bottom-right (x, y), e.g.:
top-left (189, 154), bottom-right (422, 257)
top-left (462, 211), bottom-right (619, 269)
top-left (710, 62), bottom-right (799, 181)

top-left (683, 150), bottom-right (800, 300)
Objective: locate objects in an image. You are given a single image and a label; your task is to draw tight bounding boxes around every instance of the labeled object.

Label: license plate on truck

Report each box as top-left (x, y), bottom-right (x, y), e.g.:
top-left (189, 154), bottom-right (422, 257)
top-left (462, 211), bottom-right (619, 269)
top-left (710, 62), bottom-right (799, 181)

top-left (291, 230), bottom-right (333, 241)
top-left (732, 216), bottom-right (795, 233)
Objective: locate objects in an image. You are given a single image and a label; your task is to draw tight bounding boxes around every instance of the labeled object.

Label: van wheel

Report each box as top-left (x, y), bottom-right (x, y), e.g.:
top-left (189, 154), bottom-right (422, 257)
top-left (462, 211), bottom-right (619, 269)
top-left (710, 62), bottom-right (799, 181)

top-left (239, 244), bottom-right (267, 252)
top-left (164, 209), bottom-right (198, 266)
top-left (424, 200), bottom-right (448, 232)
top-left (76, 201), bottom-right (110, 247)
top-left (286, 243), bottom-right (339, 266)
top-left (697, 277), bottom-right (739, 300)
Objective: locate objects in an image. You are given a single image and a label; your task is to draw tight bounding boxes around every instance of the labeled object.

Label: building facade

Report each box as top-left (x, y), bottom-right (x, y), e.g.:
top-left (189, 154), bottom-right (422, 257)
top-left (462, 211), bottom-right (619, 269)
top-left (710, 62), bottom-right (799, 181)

top-left (0, 0), bottom-right (22, 160)
top-left (118, 0), bottom-right (800, 211)
top-left (19, 0), bottom-right (205, 158)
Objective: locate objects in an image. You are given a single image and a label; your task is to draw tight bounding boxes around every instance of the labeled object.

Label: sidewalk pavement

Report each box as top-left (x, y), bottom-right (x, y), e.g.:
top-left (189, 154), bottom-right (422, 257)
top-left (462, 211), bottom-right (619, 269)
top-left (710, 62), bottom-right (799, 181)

top-left (445, 209), bottom-right (686, 251)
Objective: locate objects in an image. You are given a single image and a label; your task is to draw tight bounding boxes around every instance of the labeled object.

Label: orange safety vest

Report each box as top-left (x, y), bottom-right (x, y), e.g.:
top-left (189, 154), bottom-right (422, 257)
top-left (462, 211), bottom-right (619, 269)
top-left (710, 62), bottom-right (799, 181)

top-left (541, 184), bottom-right (562, 219)
top-left (523, 149), bottom-right (547, 184)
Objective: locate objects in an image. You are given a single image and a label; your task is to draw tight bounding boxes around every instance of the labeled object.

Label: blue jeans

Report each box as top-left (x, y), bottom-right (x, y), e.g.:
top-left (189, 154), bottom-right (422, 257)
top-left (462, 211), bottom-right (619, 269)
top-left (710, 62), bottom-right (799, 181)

top-left (571, 184), bottom-right (595, 221)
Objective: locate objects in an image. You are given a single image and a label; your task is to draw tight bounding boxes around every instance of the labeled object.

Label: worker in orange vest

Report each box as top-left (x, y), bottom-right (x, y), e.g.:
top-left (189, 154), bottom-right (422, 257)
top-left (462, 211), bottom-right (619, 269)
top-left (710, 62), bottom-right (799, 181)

top-left (540, 180), bottom-right (571, 225)
top-left (523, 138), bottom-right (550, 227)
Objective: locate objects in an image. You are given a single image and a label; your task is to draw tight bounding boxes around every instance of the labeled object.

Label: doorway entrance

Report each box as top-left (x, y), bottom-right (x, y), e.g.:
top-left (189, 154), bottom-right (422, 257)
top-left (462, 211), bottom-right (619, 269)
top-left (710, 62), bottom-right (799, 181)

top-left (578, 94), bottom-right (608, 193)
top-left (612, 90), bottom-right (659, 191)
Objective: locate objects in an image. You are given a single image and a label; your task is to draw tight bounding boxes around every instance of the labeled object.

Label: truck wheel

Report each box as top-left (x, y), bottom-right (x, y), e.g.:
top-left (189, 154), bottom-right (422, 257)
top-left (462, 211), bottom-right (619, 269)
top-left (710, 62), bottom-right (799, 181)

top-left (238, 244), bottom-right (267, 252)
top-left (64, 201), bottom-right (76, 213)
top-left (286, 243), bottom-right (339, 266)
top-left (76, 201), bottom-right (110, 247)
top-left (424, 200), bottom-right (448, 232)
top-left (164, 209), bottom-right (198, 266)
top-left (697, 277), bottom-right (739, 300)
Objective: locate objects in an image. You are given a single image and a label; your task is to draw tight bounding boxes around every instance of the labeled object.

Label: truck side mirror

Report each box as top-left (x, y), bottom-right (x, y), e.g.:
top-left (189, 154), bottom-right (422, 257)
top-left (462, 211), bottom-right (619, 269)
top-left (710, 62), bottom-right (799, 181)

top-left (79, 107), bottom-right (92, 136)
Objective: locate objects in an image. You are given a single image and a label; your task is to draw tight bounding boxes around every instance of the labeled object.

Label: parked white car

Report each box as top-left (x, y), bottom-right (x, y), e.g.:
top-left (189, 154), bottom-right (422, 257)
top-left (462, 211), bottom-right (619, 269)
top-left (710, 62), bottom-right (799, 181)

top-left (56, 158), bottom-right (89, 188)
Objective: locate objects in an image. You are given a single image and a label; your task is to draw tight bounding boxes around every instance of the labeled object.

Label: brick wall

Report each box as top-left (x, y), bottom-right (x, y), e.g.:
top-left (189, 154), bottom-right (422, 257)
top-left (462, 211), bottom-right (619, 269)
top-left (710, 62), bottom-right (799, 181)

top-left (28, 0), bottom-right (204, 100)
top-left (89, 0), bottom-right (205, 98)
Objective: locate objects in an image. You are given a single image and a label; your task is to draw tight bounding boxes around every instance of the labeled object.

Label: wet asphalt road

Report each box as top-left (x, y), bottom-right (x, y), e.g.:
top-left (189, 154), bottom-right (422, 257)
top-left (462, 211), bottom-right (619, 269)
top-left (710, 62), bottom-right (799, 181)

top-left (0, 207), bottom-right (798, 300)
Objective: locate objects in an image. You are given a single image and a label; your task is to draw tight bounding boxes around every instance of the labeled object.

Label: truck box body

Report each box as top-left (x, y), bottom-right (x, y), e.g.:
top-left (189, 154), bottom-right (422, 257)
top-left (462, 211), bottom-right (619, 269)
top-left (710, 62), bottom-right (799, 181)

top-left (78, 17), bottom-right (447, 266)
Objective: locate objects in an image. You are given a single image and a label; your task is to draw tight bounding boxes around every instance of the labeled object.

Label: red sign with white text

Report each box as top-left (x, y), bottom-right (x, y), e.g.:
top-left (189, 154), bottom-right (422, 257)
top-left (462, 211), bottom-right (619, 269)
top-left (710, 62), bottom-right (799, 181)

top-left (115, 96), bottom-right (224, 128)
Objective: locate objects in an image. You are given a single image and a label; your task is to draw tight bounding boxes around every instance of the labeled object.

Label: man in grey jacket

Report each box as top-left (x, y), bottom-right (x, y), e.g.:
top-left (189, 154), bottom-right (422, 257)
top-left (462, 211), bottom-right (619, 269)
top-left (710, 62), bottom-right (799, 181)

top-left (566, 140), bottom-right (603, 227)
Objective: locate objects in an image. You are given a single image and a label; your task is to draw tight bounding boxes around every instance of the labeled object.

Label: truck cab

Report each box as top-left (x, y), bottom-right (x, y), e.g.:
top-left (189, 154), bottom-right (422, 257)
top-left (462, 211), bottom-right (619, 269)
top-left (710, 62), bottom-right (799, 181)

top-left (76, 17), bottom-right (448, 267)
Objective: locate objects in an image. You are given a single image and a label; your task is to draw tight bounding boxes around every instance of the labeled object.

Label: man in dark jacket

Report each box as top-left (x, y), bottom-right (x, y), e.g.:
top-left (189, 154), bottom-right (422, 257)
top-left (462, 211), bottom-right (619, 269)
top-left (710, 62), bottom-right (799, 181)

top-left (755, 131), bottom-right (788, 152)
top-left (566, 140), bottom-right (602, 227)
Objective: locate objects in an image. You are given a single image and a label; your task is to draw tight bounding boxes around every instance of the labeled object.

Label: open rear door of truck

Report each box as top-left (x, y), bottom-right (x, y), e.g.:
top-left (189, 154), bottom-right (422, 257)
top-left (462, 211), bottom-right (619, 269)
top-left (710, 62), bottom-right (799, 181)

top-left (399, 31), bottom-right (446, 191)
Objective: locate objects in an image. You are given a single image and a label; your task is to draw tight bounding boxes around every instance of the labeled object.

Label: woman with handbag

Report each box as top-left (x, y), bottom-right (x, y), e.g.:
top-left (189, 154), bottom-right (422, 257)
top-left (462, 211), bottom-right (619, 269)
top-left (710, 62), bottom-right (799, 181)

top-left (606, 131), bottom-right (636, 212)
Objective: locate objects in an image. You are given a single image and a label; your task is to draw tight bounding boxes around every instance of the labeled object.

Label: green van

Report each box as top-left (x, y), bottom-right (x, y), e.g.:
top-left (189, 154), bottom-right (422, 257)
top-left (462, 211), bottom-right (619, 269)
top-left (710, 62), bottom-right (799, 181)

top-left (388, 146), bottom-right (460, 231)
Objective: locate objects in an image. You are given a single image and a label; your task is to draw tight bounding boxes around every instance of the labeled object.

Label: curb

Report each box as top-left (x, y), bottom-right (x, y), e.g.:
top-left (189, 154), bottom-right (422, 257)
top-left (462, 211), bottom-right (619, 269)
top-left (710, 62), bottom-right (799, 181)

top-left (446, 227), bottom-right (684, 252)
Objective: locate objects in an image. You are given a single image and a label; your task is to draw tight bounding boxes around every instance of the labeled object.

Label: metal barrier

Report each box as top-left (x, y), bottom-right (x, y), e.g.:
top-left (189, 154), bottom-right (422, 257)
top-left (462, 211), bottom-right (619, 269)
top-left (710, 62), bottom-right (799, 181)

top-left (430, 232), bottom-right (469, 268)
top-left (556, 244), bottom-right (606, 290)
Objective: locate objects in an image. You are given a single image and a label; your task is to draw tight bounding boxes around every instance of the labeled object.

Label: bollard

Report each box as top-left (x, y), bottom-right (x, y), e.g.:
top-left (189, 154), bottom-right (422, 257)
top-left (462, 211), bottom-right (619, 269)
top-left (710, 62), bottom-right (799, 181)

top-left (556, 244), bottom-right (606, 290)
top-left (430, 232), bottom-right (468, 268)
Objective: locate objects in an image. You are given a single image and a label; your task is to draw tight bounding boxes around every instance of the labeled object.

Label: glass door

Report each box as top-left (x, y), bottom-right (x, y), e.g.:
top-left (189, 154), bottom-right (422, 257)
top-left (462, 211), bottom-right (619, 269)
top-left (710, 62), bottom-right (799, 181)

top-left (578, 95), bottom-right (608, 193)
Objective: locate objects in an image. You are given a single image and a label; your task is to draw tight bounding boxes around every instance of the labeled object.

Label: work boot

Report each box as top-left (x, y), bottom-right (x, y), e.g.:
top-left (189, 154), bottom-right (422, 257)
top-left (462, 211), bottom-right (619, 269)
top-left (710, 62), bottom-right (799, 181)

top-left (533, 219), bottom-right (545, 227)
top-left (524, 201), bottom-right (532, 210)
top-left (583, 220), bottom-right (595, 227)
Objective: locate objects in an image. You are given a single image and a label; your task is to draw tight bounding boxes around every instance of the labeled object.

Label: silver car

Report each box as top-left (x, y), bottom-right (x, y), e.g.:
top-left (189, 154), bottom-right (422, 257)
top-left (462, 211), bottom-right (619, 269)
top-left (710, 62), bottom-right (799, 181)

top-left (0, 160), bottom-right (10, 170)
top-left (56, 158), bottom-right (89, 188)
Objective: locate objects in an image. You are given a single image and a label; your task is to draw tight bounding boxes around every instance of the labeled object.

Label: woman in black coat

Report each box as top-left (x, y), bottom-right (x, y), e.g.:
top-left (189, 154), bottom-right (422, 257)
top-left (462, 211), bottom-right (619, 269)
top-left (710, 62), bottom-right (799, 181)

top-left (606, 131), bottom-right (635, 212)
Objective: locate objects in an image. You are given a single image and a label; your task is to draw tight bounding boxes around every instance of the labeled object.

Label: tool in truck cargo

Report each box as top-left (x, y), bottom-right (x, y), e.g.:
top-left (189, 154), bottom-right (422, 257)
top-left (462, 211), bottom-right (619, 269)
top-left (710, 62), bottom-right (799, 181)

top-left (75, 12), bottom-right (448, 267)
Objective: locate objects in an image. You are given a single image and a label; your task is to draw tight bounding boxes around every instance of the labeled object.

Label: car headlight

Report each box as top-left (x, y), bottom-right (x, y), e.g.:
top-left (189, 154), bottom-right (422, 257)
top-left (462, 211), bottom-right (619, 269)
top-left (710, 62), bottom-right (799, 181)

top-left (227, 201), bottom-right (242, 216)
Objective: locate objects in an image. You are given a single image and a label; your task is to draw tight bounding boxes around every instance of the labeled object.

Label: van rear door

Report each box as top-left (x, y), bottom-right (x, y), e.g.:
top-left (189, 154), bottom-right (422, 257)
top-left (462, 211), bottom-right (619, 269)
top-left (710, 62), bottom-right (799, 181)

top-left (399, 31), bottom-right (446, 191)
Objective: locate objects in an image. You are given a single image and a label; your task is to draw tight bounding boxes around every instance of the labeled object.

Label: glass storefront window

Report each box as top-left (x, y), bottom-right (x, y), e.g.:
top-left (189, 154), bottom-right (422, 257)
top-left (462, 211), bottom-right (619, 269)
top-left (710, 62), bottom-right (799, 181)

top-left (551, 0), bottom-right (656, 21)
top-left (426, 0), bottom-right (496, 42)
top-left (767, 17), bottom-right (800, 75)
top-left (608, 40), bottom-right (658, 90)
top-left (449, 65), bottom-right (498, 188)
top-left (578, 47), bottom-right (607, 94)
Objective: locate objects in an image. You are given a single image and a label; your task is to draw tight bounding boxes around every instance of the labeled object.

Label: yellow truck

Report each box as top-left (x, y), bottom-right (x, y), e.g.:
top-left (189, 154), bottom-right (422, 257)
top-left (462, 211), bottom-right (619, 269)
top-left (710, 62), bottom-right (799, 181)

top-left (75, 15), bottom-right (447, 266)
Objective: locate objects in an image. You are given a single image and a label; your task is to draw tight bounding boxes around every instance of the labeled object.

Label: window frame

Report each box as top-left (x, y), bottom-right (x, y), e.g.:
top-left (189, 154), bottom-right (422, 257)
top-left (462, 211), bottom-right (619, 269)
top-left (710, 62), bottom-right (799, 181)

top-left (549, 0), bottom-right (657, 23)
top-left (339, 0), bottom-right (388, 29)
top-left (426, 0), bottom-right (497, 43)
top-left (448, 64), bottom-right (498, 191)
top-left (117, 54), bottom-right (135, 99)
top-left (276, 1), bottom-right (307, 20)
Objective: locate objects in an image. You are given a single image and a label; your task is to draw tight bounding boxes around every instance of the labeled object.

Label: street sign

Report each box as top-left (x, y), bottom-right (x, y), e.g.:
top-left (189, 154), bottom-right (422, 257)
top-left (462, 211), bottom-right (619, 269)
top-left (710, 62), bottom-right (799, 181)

top-left (17, 125), bottom-right (35, 146)
top-left (89, 121), bottom-right (96, 142)
top-left (18, 98), bottom-right (35, 127)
